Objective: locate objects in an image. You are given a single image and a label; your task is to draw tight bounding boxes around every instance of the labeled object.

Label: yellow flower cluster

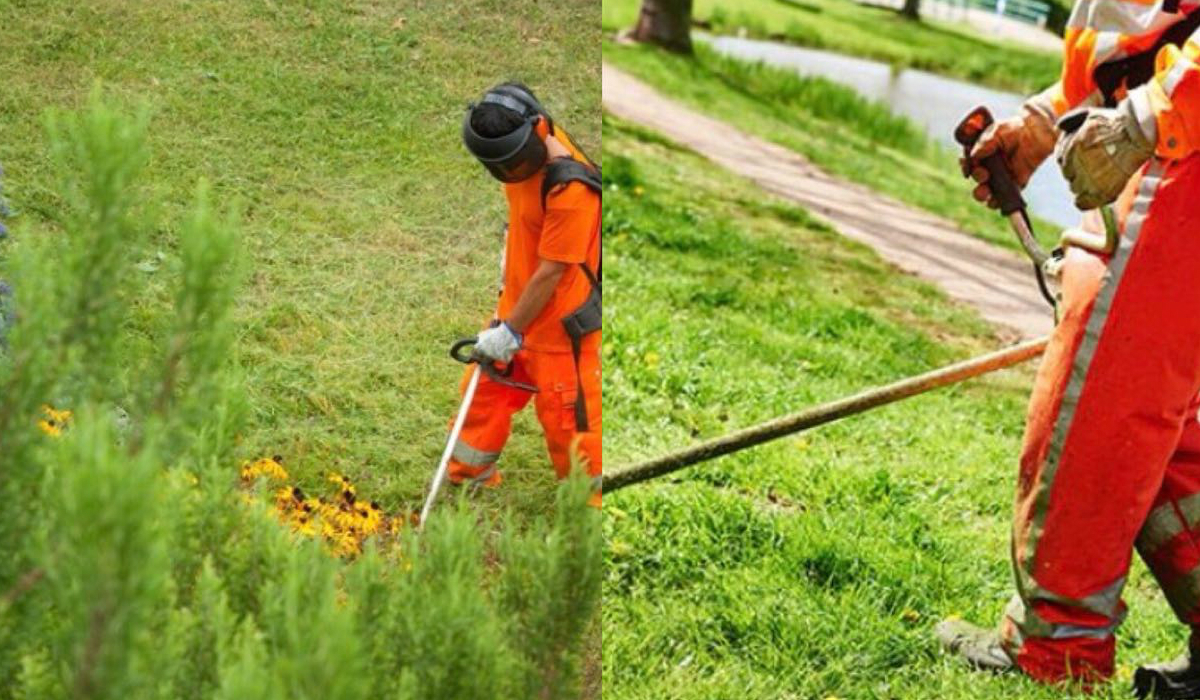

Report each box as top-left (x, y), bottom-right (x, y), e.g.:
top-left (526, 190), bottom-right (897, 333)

top-left (37, 405), bottom-right (72, 437)
top-left (239, 456), bottom-right (408, 558)
top-left (240, 455), bottom-right (290, 482)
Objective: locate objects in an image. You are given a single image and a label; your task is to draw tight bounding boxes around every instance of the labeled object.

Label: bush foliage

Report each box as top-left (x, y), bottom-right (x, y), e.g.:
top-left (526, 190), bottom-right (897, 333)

top-left (0, 97), bottom-right (600, 700)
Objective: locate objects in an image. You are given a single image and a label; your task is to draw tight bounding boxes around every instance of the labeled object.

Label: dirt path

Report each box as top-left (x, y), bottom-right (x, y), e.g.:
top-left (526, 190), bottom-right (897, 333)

top-left (602, 62), bottom-right (1054, 339)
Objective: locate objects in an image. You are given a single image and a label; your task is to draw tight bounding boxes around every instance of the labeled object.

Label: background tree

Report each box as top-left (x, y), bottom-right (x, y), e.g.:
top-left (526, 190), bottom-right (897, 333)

top-left (901, 0), bottom-right (921, 20)
top-left (629, 0), bottom-right (694, 54)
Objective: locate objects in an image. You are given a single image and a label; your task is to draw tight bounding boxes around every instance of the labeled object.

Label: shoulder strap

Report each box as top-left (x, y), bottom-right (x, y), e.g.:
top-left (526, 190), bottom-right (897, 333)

top-left (1094, 9), bottom-right (1200, 105)
top-left (540, 158), bottom-right (602, 210)
top-left (541, 158), bottom-right (603, 289)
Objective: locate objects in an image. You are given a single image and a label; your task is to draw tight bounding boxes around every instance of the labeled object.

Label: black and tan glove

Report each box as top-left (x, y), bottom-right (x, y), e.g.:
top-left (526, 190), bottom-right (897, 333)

top-left (1056, 87), bottom-right (1158, 210)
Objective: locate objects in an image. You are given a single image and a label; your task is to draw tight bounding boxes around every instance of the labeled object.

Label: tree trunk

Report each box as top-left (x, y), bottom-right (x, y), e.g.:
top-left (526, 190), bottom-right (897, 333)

top-left (629, 0), bottom-right (693, 54)
top-left (900, 0), bottom-right (921, 20)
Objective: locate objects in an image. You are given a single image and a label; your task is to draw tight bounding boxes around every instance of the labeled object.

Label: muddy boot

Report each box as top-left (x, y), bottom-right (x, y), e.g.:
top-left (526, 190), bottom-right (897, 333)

top-left (935, 618), bottom-right (1015, 672)
top-left (1134, 637), bottom-right (1200, 699)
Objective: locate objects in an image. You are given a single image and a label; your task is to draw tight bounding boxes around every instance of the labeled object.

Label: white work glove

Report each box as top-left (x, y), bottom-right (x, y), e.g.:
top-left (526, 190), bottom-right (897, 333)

top-left (473, 321), bottom-right (522, 363)
top-left (1056, 88), bottom-right (1156, 210)
top-left (965, 88), bottom-right (1058, 209)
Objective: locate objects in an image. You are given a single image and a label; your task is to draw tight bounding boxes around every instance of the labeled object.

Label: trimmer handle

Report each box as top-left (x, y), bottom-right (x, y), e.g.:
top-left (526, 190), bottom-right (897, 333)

top-left (449, 337), bottom-right (537, 392)
top-left (954, 106), bottom-right (1027, 216)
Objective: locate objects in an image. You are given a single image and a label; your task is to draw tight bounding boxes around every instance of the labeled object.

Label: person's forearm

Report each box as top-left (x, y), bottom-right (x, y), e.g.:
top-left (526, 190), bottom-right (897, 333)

top-left (505, 260), bottom-right (567, 332)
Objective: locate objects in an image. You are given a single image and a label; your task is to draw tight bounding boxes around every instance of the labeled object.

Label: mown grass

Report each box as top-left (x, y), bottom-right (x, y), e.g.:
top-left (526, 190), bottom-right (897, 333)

top-left (0, 0), bottom-right (597, 520)
top-left (603, 0), bottom-right (1060, 94)
top-left (604, 39), bottom-right (1061, 251)
top-left (601, 117), bottom-right (1182, 699)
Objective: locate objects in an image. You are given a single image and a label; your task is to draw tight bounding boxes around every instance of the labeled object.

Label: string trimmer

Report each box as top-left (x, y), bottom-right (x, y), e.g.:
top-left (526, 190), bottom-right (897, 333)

top-left (418, 337), bottom-right (537, 529)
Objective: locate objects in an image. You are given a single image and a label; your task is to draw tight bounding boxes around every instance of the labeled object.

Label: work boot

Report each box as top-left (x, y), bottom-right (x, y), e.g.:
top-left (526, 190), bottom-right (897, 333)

top-left (1134, 636), bottom-right (1200, 699)
top-left (935, 618), bottom-right (1015, 673)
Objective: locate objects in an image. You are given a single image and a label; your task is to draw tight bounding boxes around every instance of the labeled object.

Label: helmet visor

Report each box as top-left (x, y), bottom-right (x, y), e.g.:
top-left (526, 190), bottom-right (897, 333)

top-left (462, 113), bottom-right (548, 183)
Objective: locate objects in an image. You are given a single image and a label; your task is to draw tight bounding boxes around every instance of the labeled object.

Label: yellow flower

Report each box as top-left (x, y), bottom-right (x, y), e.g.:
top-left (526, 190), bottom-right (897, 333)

top-left (240, 455), bottom-right (289, 483)
top-left (37, 405), bottom-right (72, 437)
top-left (294, 516), bottom-right (318, 537)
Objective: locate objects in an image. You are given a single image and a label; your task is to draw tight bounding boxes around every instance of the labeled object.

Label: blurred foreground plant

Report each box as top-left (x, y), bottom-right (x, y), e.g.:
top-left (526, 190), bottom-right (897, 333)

top-left (0, 95), bottom-right (600, 700)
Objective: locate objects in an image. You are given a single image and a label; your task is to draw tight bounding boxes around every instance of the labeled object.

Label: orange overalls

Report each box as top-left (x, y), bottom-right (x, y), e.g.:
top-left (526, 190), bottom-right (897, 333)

top-left (446, 129), bottom-right (601, 504)
top-left (1000, 1), bottom-right (1200, 682)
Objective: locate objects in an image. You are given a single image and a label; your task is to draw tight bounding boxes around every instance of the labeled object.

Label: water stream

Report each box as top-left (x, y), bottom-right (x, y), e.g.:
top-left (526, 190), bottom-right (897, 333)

top-left (701, 34), bottom-right (1077, 228)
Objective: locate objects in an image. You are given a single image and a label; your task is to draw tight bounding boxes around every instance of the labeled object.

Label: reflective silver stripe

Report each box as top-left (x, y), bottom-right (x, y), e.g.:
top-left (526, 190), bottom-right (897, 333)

top-left (1163, 58), bottom-right (1191, 97)
top-left (1005, 592), bottom-right (1126, 642)
top-left (1165, 565), bottom-right (1200, 619)
top-left (1128, 86), bottom-right (1159, 145)
top-left (470, 464), bottom-right (498, 484)
top-left (1139, 501), bottom-right (1186, 554)
top-left (1020, 573), bottom-right (1127, 619)
top-left (1178, 492), bottom-right (1200, 530)
top-left (451, 439), bottom-right (501, 468)
top-left (1077, 574), bottom-right (1127, 618)
top-left (1024, 162), bottom-right (1166, 574)
top-left (1094, 31), bottom-right (1122, 64)
top-left (1050, 619), bottom-right (1125, 640)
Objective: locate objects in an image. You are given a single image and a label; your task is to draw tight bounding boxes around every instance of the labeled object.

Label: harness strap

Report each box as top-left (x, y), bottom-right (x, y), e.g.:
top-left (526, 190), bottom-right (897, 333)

top-left (541, 156), bottom-right (603, 434)
top-left (1094, 8), bottom-right (1200, 105)
top-left (571, 332), bottom-right (589, 433)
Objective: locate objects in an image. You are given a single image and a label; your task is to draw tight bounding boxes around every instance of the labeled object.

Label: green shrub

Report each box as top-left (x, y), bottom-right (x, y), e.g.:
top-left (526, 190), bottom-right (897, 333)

top-left (0, 96), bottom-right (600, 700)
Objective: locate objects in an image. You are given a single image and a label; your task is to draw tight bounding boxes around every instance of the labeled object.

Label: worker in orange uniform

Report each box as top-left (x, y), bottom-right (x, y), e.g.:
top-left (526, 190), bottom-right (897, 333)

top-left (450, 82), bottom-right (601, 506)
top-left (936, 3), bottom-right (1200, 697)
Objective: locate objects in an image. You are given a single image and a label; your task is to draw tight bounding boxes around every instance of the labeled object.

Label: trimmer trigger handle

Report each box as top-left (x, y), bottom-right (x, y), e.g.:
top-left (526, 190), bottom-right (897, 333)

top-left (954, 105), bottom-right (1026, 217)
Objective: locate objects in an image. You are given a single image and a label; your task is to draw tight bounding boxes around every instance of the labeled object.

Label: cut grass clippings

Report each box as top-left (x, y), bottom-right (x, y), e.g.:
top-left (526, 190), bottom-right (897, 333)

top-left (601, 117), bottom-right (1182, 699)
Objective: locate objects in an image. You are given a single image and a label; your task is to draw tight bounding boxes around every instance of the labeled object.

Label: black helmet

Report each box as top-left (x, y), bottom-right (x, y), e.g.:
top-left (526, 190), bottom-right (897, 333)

top-left (462, 84), bottom-right (551, 183)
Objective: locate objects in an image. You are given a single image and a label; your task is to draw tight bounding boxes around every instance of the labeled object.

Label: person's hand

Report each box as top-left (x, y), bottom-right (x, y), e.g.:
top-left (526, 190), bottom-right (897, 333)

top-left (473, 321), bottom-right (522, 363)
top-left (1056, 93), bottom-right (1155, 210)
top-left (964, 96), bottom-right (1057, 209)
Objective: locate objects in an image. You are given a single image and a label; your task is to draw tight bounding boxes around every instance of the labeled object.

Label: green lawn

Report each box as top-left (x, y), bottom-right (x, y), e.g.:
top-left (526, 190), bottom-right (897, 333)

top-left (601, 116), bottom-right (1182, 699)
top-left (0, 0), bottom-right (598, 520)
top-left (604, 0), bottom-right (1060, 94)
top-left (604, 39), bottom-right (1061, 251)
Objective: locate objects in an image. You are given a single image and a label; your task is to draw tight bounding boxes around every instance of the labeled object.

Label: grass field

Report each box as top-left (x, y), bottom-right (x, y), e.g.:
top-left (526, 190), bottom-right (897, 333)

top-left (604, 39), bottom-right (1062, 251)
top-left (0, 0), bottom-right (598, 519)
top-left (603, 0), bottom-right (1060, 94)
top-left (601, 116), bottom-right (1183, 699)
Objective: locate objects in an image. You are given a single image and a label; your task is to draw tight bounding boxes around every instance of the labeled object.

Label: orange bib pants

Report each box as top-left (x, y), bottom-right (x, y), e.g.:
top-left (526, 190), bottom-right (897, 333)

top-left (446, 347), bottom-right (601, 504)
top-left (1001, 155), bottom-right (1200, 682)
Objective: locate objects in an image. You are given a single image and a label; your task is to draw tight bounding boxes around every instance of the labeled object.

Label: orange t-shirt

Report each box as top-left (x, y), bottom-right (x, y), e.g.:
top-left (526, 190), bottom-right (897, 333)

top-left (497, 129), bottom-right (601, 353)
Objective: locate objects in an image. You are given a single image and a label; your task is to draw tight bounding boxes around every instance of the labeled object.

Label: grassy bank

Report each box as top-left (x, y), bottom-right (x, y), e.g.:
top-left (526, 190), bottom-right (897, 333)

top-left (601, 117), bottom-right (1180, 699)
top-left (604, 40), bottom-right (1060, 251)
top-left (603, 0), bottom-right (1060, 94)
top-left (0, 0), bottom-right (598, 519)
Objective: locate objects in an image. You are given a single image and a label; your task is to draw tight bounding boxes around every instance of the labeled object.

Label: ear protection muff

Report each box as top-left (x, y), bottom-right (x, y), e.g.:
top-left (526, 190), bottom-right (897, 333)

top-left (462, 84), bottom-right (552, 183)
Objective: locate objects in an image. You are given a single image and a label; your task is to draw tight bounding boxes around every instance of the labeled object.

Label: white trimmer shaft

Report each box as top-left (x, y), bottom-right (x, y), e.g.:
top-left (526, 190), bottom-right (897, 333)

top-left (419, 364), bottom-right (482, 530)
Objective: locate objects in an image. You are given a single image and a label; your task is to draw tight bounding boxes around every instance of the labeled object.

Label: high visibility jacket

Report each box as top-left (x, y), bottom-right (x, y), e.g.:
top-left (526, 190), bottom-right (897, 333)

top-left (497, 127), bottom-right (601, 354)
top-left (1048, 0), bottom-right (1200, 160)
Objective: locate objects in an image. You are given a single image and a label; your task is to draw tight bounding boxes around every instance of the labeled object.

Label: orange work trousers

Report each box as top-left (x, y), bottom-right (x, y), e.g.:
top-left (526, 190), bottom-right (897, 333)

top-left (446, 347), bottom-right (601, 504)
top-left (1000, 155), bottom-right (1200, 684)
